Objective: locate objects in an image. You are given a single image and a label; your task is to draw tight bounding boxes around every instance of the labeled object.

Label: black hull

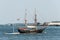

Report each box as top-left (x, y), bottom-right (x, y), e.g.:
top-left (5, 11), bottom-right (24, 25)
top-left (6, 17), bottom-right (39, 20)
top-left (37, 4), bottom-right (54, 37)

top-left (18, 28), bottom-right (45, 33)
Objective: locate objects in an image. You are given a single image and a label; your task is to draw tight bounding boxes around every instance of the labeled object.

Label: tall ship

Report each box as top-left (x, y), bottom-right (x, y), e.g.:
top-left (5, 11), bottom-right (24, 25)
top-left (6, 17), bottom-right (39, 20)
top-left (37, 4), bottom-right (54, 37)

top-left (18, 9), bottom-right (47, 33)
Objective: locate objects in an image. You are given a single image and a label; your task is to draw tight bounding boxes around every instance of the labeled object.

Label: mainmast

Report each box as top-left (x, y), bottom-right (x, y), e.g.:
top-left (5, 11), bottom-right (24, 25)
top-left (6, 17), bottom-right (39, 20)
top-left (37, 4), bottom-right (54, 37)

top-left (25, 9), bottom-right (27, 25)
top-left (34, 8), bottom-right (37, 24)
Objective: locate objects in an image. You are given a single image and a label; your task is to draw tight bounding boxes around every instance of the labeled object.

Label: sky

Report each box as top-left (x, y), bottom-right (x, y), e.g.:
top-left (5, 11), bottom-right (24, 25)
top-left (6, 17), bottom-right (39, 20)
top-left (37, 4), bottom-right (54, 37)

top-left (0, 0), bottom-right (60, 24)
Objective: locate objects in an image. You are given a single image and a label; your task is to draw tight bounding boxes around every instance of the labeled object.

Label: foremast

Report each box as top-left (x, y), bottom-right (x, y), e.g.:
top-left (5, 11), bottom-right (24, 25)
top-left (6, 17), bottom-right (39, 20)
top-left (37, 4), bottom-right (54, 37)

top-left (25, 9), bottom-right (27, 25)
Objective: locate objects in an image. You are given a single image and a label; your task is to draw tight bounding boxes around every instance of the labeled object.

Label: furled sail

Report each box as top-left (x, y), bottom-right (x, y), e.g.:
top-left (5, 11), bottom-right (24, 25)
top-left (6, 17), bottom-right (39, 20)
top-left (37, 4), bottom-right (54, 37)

top-left (27, 26), bottom-right (36, 28)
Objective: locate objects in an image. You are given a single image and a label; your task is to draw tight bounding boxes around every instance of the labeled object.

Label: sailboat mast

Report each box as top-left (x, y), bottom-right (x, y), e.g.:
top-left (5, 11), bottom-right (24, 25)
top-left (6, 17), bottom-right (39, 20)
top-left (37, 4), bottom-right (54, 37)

top-left (34, 8), bottom-right (37, 24)
top-left (25, 9), bottom-right (27, 25)
top-left (13, 24), bottom-right (14, 33)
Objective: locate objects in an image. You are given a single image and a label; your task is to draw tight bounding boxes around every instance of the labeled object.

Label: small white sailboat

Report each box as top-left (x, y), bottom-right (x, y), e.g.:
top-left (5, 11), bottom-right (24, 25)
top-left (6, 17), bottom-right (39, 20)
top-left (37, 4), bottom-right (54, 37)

top-left (5, 24), bottom-right (20, 34)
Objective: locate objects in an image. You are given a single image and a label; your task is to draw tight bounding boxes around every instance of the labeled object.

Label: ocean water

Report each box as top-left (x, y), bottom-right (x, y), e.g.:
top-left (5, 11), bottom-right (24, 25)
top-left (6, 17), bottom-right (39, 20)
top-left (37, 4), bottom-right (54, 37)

top-left (0, 25), bottom-right (60, 40)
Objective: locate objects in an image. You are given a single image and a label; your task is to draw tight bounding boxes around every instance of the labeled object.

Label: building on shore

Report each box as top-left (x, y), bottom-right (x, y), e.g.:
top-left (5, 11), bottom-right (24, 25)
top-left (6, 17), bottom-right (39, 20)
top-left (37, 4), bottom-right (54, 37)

top-left (41, 21), bottom-right (60, 26)
top-left (48, 21), bottom-right (60, 26)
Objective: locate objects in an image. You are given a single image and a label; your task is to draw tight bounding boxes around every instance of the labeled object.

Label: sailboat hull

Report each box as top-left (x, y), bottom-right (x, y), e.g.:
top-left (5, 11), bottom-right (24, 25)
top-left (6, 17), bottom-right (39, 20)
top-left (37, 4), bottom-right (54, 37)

top-left (18, 28), bottom-right (45, 33)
